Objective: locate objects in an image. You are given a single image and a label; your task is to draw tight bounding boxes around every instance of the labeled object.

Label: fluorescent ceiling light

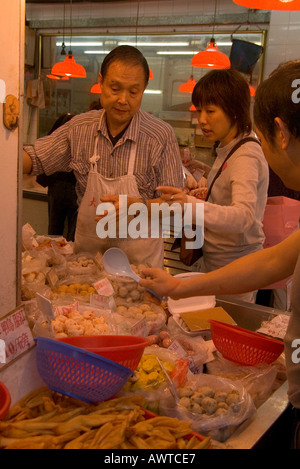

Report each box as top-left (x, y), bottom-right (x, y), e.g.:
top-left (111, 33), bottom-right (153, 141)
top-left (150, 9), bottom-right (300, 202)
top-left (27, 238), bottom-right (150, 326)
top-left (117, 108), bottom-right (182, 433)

top-left (118, 42), bottom-right (189, 47)
top-left (56, 42), bottom-right (103, 47)
top-left (144, 90), bottom-right (162, 94)
top-left (157, 51), bottom-right (197, 55)
top-left (84, 50), bottom-right (111, 54)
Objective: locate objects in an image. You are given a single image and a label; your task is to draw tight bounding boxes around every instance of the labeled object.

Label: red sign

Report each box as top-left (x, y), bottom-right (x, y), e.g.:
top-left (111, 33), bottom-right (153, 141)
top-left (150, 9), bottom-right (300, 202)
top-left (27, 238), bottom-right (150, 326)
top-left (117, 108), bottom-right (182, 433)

top-left (0, 305), bottom-right (35, 368)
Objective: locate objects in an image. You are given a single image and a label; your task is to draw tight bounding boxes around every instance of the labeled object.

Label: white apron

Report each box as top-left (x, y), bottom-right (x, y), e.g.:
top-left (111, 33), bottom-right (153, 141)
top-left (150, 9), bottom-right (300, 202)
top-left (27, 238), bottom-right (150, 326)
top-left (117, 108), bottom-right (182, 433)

top-left (74, 128), bottom-right (164, 268)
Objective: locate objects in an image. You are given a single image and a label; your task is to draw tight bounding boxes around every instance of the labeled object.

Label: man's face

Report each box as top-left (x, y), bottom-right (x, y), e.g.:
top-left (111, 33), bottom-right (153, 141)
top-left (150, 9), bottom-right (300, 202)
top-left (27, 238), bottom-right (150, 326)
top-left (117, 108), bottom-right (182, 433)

top-left (99, 60), bottom-right (147, 134)
top-left (257, 128), bottom-right (300, 191)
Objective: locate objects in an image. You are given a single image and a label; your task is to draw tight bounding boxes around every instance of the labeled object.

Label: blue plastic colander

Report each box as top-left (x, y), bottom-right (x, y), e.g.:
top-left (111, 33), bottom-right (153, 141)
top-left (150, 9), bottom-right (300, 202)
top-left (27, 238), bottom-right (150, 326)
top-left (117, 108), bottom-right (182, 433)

top-left (34, 337), bottom-right (133, 403)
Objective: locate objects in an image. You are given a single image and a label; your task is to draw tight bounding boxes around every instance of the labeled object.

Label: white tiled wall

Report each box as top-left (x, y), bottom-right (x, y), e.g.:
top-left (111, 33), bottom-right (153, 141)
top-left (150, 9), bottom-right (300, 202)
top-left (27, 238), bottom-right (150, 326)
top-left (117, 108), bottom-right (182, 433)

top-left (264, 11), bottom-right (300, 79)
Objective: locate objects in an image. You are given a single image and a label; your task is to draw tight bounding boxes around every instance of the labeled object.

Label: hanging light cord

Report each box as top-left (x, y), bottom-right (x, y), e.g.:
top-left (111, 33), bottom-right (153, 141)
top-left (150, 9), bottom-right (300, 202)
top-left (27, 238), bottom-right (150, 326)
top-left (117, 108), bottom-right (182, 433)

top-left (211, 0), bottom-right (218, 43)
top-left (69, 0), bottom-right (73, 55)
top-left (135, 0), bottom-right (140, 47)
top-left (61, 1), bottom-right (66, 54)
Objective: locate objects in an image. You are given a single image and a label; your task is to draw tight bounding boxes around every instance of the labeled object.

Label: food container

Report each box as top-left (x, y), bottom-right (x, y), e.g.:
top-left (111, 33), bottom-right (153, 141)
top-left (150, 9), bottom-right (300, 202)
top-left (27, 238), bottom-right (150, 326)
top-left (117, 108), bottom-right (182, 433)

top-left (168, 272), bottom-right (216, 315)
top-left (210, 320), bottom-right (284, 366)
top-left (57, 335), bottom-right (150, 371)
top-left (34, 337), bottom-right (133, 403)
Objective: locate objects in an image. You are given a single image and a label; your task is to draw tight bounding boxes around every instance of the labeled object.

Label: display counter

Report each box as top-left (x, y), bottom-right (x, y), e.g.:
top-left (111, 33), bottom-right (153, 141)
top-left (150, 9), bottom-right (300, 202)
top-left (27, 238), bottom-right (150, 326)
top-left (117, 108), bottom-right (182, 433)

top-left (214, 298), bottom-right (290, 449)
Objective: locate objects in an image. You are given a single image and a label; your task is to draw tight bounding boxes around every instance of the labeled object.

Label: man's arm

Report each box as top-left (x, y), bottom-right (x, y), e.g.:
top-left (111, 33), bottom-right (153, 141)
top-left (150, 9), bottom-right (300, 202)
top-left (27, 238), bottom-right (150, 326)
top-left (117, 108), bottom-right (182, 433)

top-left (23, 150), bottom-right (33, 174)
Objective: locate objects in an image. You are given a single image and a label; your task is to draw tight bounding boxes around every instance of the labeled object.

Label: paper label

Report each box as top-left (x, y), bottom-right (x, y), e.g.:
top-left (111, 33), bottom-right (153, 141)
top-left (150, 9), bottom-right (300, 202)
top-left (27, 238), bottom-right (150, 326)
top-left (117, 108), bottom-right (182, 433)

top-left (93, 278), bottom-right (114, 296)
top-left (0, 305), bottom-right (35, 369)
top-left (90, 294), bottom-right (116, 311)
top-left (168, 339), bottom-right (187, 357)
top-left (131, 317), bottom-right (148, 337)
top-left (54, 301), bottom-right (79, 317)
top-left (36, 293), bottom-right (55, 321)
top-left (46, 268), bottom-right (59, 289)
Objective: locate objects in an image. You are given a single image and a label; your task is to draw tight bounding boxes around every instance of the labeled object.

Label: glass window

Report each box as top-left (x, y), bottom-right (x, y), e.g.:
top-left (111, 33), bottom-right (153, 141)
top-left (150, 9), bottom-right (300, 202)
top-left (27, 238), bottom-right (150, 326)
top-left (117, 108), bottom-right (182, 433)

top-left (38, 31), bottom-right (265, 139)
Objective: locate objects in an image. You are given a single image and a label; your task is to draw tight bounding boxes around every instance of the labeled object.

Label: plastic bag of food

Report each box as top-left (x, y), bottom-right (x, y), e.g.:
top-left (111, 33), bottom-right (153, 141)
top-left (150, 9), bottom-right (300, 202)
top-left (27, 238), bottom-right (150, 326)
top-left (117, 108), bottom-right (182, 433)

top-left (168, 333), bottom-right (214, 374)
top-left (22, 251), bottom-right (48, 285)
top-left (50, 273), bottom-right (102, 303)
top-left (66, 252), bottom-right (99, 277)
top-left (206, 352), bottom-right (278, 408)
top-left (51, 301), bottom-right (117, 338)
top-left (113, 302), bottom-right (166, 335)
top-left (118, 346), bottom-right (190, 413)
top-left (160, 374), bottom-right (256, 442)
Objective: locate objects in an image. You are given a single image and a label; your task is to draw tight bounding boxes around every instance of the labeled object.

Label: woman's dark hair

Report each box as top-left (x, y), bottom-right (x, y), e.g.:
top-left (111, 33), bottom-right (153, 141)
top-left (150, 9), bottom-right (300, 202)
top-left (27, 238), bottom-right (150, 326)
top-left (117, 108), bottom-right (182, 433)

top-left (48, 113), bottom-right (75, 135)
top-left (192, 68), bottom-right (252, 136)
top-left (101, 45), bottom-right (150, 86)
top-left (254, 60), bottom-right (300, 145)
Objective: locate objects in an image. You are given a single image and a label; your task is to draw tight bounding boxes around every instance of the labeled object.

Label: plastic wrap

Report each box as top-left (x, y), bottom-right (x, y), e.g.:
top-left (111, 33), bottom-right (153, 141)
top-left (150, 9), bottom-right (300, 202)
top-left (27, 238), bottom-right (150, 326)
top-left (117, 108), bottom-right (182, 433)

top-left (160, 374), bottom-right (256, 442)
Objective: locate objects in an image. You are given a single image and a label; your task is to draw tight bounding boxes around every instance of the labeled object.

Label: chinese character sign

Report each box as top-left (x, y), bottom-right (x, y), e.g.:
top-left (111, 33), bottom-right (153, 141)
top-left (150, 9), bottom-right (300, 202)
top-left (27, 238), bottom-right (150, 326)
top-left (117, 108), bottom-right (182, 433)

top-left (0, 306), bottom-right (35, 368)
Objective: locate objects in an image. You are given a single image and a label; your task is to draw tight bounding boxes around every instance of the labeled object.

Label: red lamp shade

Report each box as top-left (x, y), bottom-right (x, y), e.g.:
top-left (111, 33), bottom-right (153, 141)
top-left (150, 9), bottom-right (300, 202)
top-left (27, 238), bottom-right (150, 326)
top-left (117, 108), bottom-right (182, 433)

top-left (179, 76), bottom-right (197, 93)
top-left (149, 68), bottom-right (153, 79)
top-left (47, 74), bottom-right (69, 81)
top-left (190, 104), bottom-right (196, 111)
top-left (51, 52), bottom-right (86, 78)
top-left (233, 0), bottom-right (300, 10)
top-left (249, 84), bottom-right (256, 97)
top-left (191, 40), bottom-right (230, 69)
top-left (90, 83), bottom-right (102, 94)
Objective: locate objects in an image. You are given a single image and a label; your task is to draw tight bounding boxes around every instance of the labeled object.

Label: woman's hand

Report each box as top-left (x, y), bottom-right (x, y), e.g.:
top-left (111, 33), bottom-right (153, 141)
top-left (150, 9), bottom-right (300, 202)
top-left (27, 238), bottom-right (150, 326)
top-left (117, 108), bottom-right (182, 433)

top-left (156, 186), bottom-right (187, 209)
top-left (139, 268), bottom-right (182, 299)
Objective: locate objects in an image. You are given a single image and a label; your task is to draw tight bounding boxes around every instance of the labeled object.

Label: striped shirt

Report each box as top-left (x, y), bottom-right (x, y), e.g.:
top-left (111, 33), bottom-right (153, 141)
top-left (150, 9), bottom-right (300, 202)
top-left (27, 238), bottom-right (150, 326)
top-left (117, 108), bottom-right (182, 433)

top-left (25, 109), bottom-right (184, 204)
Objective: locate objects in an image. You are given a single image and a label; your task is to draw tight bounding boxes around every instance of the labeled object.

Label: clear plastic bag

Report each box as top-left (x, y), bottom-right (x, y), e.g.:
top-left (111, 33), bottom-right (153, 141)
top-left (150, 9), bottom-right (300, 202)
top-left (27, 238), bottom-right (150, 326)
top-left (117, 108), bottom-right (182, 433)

top-left (113, 302), bottom-right (167, 335)
top-left (66, 252), bottom-right (99, 277)
top-left (160, 374), bottom-right (256, 442)
top-left (206, 352), bottom-right (278, 408)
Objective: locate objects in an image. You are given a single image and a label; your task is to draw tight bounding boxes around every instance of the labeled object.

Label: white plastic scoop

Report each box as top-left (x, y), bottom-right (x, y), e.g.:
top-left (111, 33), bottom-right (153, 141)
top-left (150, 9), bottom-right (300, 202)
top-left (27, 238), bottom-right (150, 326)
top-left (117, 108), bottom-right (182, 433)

top-left (102, 247), bottom-right (166, 301)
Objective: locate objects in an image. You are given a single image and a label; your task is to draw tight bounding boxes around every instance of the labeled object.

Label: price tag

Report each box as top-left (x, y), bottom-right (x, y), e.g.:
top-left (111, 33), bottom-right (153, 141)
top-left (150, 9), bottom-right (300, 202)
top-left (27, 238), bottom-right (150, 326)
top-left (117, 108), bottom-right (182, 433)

top-left (131, 317), bottom-right (148, 337)
top-left (54, 301), bottom-right (79, 317)
top-left (90, 294), bottom-right (116, 311)
top-left (36, 293), bottom-right (55, 321)
top-left (46, 268), bottom-right (59, 289)
top-left (168, 339), bottom-right (187, 357)
top-left (93, 278), bottom-right (114, 296)
top-left (0, 305), bottom-right (35, 369)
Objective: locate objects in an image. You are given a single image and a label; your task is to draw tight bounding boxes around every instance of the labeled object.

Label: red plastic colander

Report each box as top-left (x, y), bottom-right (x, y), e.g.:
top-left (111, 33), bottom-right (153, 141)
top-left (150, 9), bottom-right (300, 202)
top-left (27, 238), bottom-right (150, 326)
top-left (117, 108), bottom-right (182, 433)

top-left (0, 382), bottom-right (11, 420)
top-left (57, 335), bottom-right (150, 371)
top-left (209, 320), bottom-right (284, 366)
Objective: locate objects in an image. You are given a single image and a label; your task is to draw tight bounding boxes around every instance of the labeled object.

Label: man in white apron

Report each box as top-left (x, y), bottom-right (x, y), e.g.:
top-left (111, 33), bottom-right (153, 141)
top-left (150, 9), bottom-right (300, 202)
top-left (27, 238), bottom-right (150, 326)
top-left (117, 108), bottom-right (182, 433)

top-left (23, 46), bottom-right (184, 267)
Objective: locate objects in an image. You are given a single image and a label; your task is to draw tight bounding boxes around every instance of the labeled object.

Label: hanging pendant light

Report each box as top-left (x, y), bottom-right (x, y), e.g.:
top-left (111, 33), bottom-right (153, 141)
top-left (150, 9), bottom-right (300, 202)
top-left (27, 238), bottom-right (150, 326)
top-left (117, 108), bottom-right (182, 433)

top-left (249, 84), bottom-right (256, 97)
top-left (190, 104), bottom-right (196, 111)
top-left (179, 75), bottom-right (196, 93)
top-left (47, 74), bottom-right (69, 81)
top-left (51, 0), bottom-right (86, 78)
top-left (90, 83), bottom-right (102, 94)
top-left (233, 0), bottom-right (300, 10)
top-left (191, 38), bottom-right (231, 69)
top-left (191, 1), bottom-right (230, 69)
top-left (51, 52), bottom-right (86, 78)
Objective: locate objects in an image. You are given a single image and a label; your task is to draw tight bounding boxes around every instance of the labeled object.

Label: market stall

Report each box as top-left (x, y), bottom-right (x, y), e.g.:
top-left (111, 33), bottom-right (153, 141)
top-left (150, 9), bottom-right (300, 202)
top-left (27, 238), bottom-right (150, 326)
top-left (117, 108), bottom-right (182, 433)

top-left (0, 227), bottom-right (290, 450)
